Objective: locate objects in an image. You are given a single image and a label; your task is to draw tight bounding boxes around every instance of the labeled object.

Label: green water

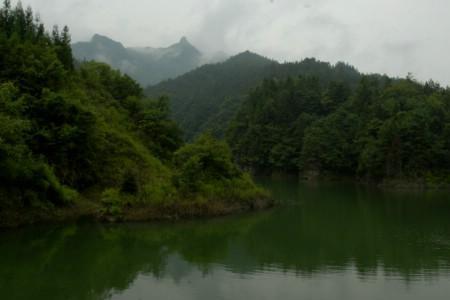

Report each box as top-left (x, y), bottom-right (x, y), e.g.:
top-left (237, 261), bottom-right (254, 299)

top-left (2, 179), bottom-right (450, 300)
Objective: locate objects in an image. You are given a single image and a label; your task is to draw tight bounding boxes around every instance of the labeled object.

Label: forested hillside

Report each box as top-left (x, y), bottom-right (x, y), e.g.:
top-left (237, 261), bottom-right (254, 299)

top-left (0, 1), bottom-right (268, 227)
top-left (228, 74), bottom-right (450, 186)
top-left (146, 51), bottom-right (361, 139)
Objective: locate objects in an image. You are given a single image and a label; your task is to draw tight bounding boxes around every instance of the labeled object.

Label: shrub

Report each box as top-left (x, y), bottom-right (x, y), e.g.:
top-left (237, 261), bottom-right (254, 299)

top-left (100, 188), bottom-right (123, 216)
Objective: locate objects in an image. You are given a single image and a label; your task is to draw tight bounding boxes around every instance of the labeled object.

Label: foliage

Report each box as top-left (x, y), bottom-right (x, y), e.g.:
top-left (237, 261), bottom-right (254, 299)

top-left (146, 53), bottom-right (361, 140)
top-left (174, 134), bottom-right (267, 202)
top-left (0, 1), bottom-right (68, 96)
top-left (228, 74), bottom-right (450, 183)
top-left (100, 188), bottom-right (123, 216)
top-left (0, 2), bottom-right (265, 214)
top-left (136, 96), bottom-right (183, 161)
top-left (174, 134), bottom-right (239, 191)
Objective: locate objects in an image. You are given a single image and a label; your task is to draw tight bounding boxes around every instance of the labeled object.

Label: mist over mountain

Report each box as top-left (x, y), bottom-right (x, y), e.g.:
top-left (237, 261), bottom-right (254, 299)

top-left (72, 34), bottom-right (217, 86)
top-left (146, 51), bottom-right (361, 140)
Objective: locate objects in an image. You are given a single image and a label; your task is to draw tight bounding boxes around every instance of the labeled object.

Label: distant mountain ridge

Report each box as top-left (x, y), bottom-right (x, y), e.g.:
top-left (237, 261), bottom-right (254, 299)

top-left (72, 34), bottom-right (206, 86)
top-left (146, 51), bottom-right (362, 140)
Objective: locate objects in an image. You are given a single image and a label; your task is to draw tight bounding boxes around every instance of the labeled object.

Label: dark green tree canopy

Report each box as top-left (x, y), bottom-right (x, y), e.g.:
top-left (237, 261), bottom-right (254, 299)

top-left (228, 74), bottom-right (450, 183)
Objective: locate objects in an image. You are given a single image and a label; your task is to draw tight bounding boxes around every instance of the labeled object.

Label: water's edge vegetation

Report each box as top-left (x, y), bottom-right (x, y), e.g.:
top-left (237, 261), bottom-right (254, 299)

top-left (227, 76), bottom-right (450, 187)
top-left (3, 180), bottom-right (450, 300)
top-left (2, 1), bottom-right (450, 228)
top-left (0, 2), bottom-right (271, 228)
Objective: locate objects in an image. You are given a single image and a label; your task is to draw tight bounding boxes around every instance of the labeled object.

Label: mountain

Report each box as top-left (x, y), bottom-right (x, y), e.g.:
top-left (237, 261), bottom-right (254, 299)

top-left (72, 34), bottom-right (204, 86)
top-left (146, 52), bottom-right (361, 140)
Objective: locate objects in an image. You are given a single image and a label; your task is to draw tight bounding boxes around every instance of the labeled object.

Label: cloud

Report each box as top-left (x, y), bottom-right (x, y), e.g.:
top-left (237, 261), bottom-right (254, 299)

top-left (12, 0), bottom-right (450, 85)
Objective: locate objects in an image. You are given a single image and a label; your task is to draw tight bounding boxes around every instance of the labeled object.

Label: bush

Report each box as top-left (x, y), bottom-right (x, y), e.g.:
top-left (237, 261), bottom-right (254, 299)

top-left (173, 133), bottom-right (240, 193)
top-left (173, 134), bottom-right (268, 204)
top-left (100, 188), bottom-right (123, 216)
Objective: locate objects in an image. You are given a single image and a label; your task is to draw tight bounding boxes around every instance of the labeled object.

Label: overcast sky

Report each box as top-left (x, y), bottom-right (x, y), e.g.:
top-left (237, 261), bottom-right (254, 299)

top-left (14, 0), bottom-right (450, 85)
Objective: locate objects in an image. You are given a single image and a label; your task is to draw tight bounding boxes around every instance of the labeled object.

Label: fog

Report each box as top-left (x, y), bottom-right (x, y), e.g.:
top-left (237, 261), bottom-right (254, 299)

top-left (15, 0), bottom-right (450, 85)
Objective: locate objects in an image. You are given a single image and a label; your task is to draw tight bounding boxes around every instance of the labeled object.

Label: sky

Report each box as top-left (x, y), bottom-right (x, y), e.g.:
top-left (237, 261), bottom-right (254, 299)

top-left (13, 0), bottom-right (450, 85)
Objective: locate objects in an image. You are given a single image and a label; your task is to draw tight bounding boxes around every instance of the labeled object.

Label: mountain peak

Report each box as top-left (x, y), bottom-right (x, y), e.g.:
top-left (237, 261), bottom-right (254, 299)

top-left (91, 34), bottom-right (111, 42)
top-left (175, 36), bottom-right (197, 50)
top-left (226, 51), bottom-right (274, 66)
top-left (90, 34), bottom-right (124, 48)
top-left (72, 34), bottom-right (204, 86)
top-left (179, 36), bottom-right (189, 44)
top-left (169, 36), bottom-right (201, 56)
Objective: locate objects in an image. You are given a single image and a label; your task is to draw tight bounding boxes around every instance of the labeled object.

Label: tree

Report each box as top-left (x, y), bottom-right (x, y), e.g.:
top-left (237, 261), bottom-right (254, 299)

top-left (137, 96), bottom-right (183, 160)
top-left (58, 25), bottom-right (74, 70)
top-left (174, 134), bottom-right (239, 192)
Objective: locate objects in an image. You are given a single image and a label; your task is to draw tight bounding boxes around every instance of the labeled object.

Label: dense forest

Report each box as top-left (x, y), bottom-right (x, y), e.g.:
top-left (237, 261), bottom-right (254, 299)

top-left (146, 51), bottom-right (361, 139)
top-left (228, 74), bottom-right (450, 186)
top-left (0, 1), bottom-right (268, 227)
top-left (147, 45), bottom-right (450, 186)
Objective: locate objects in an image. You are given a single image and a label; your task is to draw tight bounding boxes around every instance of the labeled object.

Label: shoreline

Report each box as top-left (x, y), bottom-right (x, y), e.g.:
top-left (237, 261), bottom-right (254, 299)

top-left (0, 197), bottom-right (274, 229)
top-left (256, 172), bottom-right (450, 190)
top-left (3, 175), bottom-right (449, 229)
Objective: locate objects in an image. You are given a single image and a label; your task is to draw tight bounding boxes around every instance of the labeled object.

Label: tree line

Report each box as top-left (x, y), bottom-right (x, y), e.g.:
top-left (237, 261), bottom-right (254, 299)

top-left (228, 73), bottom-right (450, 185)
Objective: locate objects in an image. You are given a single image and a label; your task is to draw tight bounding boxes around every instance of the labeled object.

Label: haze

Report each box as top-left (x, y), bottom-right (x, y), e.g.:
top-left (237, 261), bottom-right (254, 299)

top-left (15, 0), bottom-right (450, 85)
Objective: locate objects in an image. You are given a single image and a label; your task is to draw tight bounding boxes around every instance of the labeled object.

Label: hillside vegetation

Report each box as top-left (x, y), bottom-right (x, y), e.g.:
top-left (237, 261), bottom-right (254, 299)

top-left (228, 74), bottom-right (450, 187)
top-left (146, 51), bottom-right (361, 139)
top-left (0, 1), bottom-right (269, 227)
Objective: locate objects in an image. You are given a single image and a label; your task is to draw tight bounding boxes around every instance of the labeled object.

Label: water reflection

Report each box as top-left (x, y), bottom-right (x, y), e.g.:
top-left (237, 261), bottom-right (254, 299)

top-left (1, 179), bottom-right (450, 300)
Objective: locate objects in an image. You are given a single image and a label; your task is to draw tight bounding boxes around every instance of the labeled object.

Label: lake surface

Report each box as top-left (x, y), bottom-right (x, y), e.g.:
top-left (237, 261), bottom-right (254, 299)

top-left (2, 178), bottom-right (450, 300)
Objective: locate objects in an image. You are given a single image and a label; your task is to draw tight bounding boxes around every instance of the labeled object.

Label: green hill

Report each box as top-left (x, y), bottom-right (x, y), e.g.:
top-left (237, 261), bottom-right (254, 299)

top-left (0, 2), bottom-right (269, 227)
top-left (146, 52), bottom-right (361, 139)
